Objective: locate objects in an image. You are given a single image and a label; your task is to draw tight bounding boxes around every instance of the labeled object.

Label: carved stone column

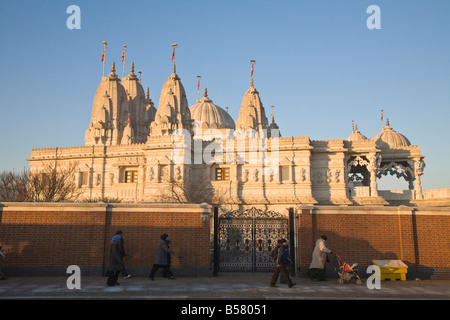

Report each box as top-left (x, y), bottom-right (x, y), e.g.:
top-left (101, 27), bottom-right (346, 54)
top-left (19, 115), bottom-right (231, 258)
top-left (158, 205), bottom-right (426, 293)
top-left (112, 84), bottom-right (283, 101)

top-left (367, 153), bottom-right (381, 197)
top-left (414, 158), bottom-right (425, 200)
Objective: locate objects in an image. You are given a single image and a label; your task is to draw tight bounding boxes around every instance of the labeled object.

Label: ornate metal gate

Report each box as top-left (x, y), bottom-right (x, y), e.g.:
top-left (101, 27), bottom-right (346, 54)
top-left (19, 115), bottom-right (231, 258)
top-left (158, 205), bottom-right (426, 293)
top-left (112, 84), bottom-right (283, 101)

top-left (217, 207), bottom-right (289, 272)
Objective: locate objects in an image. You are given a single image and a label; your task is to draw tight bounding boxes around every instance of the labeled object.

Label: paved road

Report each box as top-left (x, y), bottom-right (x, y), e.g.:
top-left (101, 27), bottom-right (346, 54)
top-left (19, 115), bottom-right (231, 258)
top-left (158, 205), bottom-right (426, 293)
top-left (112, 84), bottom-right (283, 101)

top-left (1, 274), bottom-right (449, 300)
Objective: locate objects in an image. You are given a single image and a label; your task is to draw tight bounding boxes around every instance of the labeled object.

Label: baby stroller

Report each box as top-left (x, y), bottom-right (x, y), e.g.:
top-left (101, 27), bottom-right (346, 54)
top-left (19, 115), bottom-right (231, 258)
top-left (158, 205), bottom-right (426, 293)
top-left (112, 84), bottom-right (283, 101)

top-left (335, 253), bottom-right (362, 285)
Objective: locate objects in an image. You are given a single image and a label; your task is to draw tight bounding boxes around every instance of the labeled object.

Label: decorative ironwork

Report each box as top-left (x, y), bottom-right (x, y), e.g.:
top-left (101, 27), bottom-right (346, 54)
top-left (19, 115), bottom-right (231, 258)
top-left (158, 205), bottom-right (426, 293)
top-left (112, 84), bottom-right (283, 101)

top-left (218, 207), bottom-right (288, 272)
top-left (219, 207), bottom-right (285, 219)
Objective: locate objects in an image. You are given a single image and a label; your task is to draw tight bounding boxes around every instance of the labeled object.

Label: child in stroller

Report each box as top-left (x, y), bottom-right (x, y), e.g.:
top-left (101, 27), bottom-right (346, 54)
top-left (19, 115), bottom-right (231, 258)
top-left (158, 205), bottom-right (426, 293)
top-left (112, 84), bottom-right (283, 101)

top-left (335, 253), bottom-right (362, 285)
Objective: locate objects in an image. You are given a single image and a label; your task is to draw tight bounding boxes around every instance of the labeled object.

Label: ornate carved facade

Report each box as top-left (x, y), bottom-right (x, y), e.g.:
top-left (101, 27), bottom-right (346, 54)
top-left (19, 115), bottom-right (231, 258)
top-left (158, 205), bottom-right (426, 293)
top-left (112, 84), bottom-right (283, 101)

top-left (28, 57), bottom-right (426, 214)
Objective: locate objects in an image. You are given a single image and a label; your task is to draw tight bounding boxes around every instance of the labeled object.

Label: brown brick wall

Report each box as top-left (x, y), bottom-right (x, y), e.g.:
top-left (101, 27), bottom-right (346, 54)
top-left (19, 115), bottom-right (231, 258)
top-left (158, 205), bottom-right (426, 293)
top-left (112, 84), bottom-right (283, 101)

top-left (297, 206), bottom-right (450, 279)
top-left (0, 203), bottom-right (212, 276)
top-left (1, 203), bottom-right (449, 279)
top-left (104, 207), bottom-right (211, 269)
top-left (0, 207), bottom-right (107, 268)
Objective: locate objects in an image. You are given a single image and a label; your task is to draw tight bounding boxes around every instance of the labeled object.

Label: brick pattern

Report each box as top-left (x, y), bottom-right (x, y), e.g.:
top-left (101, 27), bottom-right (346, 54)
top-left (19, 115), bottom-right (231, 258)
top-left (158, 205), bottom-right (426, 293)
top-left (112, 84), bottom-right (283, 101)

top-left (0, 204), bottom-right (211, 276)
top-left (297, 207), bottom-right (450, 279)
top-left (1, 204), bottom-right (449, 279)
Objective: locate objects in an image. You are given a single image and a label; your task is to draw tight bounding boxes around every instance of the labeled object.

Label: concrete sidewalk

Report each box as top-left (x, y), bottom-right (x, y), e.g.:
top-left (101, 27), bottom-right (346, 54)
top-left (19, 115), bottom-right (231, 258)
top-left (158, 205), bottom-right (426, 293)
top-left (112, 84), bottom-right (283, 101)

top-left (0, 274), bottom-right (449, 300)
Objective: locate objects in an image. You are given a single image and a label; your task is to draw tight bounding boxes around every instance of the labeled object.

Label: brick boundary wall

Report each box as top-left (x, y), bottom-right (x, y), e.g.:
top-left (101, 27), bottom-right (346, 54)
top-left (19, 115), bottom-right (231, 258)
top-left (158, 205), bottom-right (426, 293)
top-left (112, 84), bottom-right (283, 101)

top-left (1, 203), bottom-right (449, 280)
top-left (296, 205), bottom-right (450, 280)
top-left (0, 202), bottom-right (212, 277)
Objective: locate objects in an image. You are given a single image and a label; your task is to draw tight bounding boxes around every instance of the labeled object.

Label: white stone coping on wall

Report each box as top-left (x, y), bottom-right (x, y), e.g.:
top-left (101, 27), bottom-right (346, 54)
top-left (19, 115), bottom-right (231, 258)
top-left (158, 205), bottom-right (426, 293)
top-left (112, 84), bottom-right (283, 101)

top-left (0, 202), bottom-right (212, 213)
top-left (295, 204), bottom-right (450, 216)
top-left (108, 202), bottom-right (212, 213)
top-left (0, 202), bottom-right (109, 212)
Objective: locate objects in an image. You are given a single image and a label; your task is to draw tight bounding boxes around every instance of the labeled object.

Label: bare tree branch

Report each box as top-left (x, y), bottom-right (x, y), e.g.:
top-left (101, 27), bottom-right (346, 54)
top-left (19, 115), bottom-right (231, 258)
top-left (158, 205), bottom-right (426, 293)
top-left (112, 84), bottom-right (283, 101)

top-left (157, 173), bottom-right (218, 204)
top-left (26, 162), bottom-right (83, 202)
top-left (0, 169), bottom-right (29, 202)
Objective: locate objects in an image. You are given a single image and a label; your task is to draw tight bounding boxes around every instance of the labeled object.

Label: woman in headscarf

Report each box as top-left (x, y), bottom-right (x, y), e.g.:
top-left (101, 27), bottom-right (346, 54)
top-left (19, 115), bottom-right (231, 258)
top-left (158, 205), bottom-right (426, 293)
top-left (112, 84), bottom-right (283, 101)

top-left (106, 235), bottom-right (124, 286)
top-left (148, 234), bottom-right (175, 280)
top-left (308, 235), bottom-right (333, 281)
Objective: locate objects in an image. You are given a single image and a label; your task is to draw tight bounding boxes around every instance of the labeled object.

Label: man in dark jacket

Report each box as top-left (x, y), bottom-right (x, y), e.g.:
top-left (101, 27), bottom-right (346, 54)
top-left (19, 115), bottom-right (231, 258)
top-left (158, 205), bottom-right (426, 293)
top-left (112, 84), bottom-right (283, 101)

top-left (115, 230), bottom-right (131, 279)
top-left (106, 235), bottom-right (124, 286)
top-left (270, 239), bottom-right (295, 288)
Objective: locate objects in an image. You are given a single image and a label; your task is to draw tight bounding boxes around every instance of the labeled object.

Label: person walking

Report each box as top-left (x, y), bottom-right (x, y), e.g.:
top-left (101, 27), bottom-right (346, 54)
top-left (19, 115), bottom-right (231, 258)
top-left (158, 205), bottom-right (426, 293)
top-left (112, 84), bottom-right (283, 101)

top-left (149, 234), bottom-right (175, 280)
top-left (115, 230), bottom-right (131, 279)
top-left (270, 239), bottom-right (295, 288)
top-left (106, 235), bottom-right (124, 286)
top-left (308, 235), bottom-right (333, 281)
top-left (0, 246), bottom-right (6, 280)
top-left (161, 239), bottom-right (174, 278)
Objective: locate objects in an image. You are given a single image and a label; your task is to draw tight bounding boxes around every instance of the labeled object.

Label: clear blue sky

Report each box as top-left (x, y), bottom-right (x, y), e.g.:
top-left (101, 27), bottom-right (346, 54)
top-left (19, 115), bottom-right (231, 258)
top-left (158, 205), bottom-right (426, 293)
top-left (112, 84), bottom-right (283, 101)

top-left (0, 0), bottom-right (449, 190)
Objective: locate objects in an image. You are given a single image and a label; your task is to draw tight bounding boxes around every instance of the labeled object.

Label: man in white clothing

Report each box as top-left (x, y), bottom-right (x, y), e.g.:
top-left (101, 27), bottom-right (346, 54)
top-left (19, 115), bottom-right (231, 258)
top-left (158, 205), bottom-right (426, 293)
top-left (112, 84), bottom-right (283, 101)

top-left (308, 235), bottom-right (333, 281)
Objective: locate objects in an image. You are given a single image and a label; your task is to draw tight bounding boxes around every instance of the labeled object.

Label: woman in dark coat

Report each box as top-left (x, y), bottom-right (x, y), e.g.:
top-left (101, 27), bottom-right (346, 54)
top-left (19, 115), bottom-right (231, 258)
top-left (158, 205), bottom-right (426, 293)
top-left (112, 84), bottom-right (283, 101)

top-left (106, 235), bottom-right (124, 286)
top-left (149, 234), bottom-right (175, 280)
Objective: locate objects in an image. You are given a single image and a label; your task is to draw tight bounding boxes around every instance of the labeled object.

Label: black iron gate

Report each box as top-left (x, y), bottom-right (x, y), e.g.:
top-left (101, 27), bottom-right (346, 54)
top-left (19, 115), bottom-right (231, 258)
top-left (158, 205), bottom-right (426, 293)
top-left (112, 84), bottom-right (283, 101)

top-left (214, 207), bottom-right (290, 273)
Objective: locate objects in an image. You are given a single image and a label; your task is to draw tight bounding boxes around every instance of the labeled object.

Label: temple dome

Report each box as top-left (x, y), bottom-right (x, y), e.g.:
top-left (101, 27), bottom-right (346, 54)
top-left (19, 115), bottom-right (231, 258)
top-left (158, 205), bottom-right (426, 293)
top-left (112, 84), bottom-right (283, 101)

top-left (373, 119), bottom-right (411, 149)
top-left (121, 62), bottom-right (151, 143)
top-left (85, 62), bottom-right (128, 146)
top-left (346, 125), bottom-right (368, 141)
top-left (149, 70), bottom-right (192, 136)
top-left (189, 89), bottom-right (235, 130)
top-left (235, 80), bottom-right (269, 132)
